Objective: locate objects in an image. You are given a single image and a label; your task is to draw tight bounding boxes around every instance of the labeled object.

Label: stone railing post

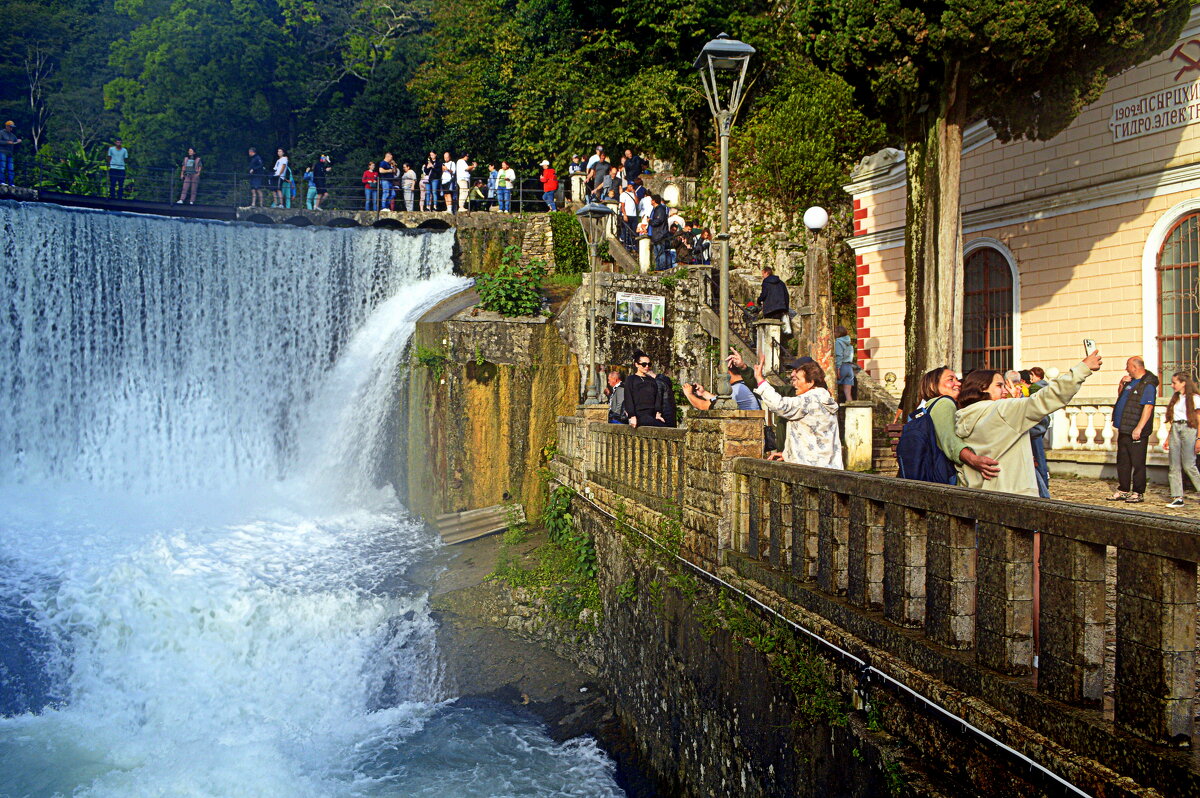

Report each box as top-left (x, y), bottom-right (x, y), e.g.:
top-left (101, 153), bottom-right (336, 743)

top-left (1114, 549), bottom-right (1196, 746)
top-left (976, 522), bottom-right (1034, 675)
top-left (753, 318), bottom-right (783, 374)
top-left (1048, 408), bottom-right (1070, 450)
top-left (884, 504), bottom-right (926, 627)
top-left (841, 401), bottom-right (873, 471)
top-left (925, 512), bottom-right (976, 650)
top-left (817, 490), bottom-right (849, 595)
top-left (576, 404), bottom-right (607, 477)
top-left (638, 235), bottom-right (651, 273)
top-left (603, 200), bottom-right (620, 239)
top-left (847, 496), bottom-right (885, 609)
top-left (571, 173), bottom-right (586, 203)
top-left (684, 410), bottom-right (764, 570)
top-left (1038, 533), bottom-right (1105, 706)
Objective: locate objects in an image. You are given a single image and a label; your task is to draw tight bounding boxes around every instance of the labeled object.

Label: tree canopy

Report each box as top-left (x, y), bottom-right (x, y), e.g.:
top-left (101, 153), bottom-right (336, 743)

top-left (793, 0), bottom-right (1192, 407)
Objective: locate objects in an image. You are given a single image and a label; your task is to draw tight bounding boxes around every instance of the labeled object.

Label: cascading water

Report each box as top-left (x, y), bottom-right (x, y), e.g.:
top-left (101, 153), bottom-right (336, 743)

top-left (0, 202), bottom-right (625, 797)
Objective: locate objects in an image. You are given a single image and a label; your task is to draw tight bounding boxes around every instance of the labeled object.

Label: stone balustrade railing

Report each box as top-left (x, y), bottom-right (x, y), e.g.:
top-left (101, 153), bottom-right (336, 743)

top-left (588, 421), bottom-right (687, 511)
top-left (731, 457), bottom-right (1197, 748)
top-left (552, 407), bottom-right (1200, 791)
top-left (1049, 398), bottom-right (1170, 451)
top-left (556, 414), bottom-right (588, 469)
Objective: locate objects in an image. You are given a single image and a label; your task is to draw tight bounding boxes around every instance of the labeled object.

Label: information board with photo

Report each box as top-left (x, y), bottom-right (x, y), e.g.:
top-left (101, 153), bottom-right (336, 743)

top-left (614, 292), bottom-right (665, 328)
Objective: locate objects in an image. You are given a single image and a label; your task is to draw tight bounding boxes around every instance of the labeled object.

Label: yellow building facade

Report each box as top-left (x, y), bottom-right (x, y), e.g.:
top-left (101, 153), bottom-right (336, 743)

top-left (846, 10), bottom-right (1200, 397)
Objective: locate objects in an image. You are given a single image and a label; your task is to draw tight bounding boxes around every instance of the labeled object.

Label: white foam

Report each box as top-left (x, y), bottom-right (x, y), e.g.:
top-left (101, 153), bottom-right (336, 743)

top-left (0, 203), bottom-right (624, 797)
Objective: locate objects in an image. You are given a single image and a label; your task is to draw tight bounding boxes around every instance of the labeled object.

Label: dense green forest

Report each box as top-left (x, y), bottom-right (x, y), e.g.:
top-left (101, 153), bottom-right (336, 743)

top-left (0, 0), bottom-right (884, 212)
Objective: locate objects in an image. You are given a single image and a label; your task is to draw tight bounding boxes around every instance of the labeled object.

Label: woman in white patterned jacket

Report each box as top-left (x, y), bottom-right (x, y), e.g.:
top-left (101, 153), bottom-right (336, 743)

top-left (752, 353), bottom-right (844, 469)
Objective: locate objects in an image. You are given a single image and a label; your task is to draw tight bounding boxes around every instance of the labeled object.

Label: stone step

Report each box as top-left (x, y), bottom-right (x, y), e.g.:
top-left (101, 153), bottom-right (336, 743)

top-left (433, 504), bottom-right (524, 545)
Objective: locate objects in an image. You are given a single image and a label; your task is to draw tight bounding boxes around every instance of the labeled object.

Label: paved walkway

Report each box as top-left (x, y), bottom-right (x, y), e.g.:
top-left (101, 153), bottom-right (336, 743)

top-left (1048, 476), bottom-right (1200, 520)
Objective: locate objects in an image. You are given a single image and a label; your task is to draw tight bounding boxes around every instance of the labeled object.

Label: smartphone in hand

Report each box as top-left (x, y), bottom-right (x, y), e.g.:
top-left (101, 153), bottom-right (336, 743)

top-left (1083, 339), bottom-right (1097, 357)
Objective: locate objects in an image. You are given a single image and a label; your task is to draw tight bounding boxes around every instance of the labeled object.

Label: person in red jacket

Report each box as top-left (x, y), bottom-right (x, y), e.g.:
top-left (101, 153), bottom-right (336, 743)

top-left (539, 160), bottom-right (558, 211)
top-left (362, 161), bottom-right (379, 210)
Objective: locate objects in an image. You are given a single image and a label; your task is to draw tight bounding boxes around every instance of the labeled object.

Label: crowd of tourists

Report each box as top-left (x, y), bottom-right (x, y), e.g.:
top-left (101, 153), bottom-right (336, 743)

top-left (608, 333), bottom-right (1199, 509)
top-left (571, 145), bottom-right (712, 268)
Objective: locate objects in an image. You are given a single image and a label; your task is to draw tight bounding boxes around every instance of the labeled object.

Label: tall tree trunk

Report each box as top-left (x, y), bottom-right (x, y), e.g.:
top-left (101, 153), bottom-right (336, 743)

top-left (900, 61), bottom-right (969, 412)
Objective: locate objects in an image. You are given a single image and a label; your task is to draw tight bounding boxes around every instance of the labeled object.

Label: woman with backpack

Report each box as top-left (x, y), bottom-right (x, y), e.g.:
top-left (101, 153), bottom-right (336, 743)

top-left (897, 367), bottom-right (1001, 484)
top-left (1162, 372), bottom-right (1200, 507)
top-left (954, 350), bottom-right (1102, 496)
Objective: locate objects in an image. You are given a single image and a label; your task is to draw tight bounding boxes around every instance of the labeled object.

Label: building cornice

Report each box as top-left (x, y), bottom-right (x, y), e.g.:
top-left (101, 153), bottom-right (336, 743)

top-left (844, 148), bottom-right (906, 198)
top-left (848, 160), bottom-right (1200, 253)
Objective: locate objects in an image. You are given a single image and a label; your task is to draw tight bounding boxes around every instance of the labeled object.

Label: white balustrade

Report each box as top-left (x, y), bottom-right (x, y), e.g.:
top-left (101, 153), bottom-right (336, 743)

top-left (1047, 399), bottom-right (1170, 452)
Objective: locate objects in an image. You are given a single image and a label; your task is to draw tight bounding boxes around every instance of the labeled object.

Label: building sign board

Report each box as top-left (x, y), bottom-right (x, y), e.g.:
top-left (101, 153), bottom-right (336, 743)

top-left (1110, 41), bottom-right (1200, 142)
top-left (614, 292), bottom-right (665, 328)
top-left (1109, 80), bottom-right (1200, 142)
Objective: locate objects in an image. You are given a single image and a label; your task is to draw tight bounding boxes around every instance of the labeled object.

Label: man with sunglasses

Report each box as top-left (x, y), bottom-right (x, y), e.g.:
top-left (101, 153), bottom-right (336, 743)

top-left (622, 351), bottom-right (665, 428)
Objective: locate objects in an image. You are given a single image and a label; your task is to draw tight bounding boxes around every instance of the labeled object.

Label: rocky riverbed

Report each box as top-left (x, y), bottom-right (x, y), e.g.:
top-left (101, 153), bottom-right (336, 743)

top-left (425, 530), bottom-right (659, 796)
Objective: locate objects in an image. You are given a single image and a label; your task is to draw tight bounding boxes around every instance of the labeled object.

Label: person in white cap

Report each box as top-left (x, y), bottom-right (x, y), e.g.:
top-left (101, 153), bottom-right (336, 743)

top-left (539, 160), bottom-right (558, 212)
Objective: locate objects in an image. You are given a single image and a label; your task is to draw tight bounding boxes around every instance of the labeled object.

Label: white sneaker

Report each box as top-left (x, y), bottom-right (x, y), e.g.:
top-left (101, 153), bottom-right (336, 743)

top-left (1167, 497), bottom-right (1185, 508)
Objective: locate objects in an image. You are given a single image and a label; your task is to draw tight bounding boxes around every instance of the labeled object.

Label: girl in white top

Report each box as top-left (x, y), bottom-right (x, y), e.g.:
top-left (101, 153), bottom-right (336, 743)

top-left (1162, 371), bottom-right (1200, 507)
top-left (272, 149), bottom-right (289, 207)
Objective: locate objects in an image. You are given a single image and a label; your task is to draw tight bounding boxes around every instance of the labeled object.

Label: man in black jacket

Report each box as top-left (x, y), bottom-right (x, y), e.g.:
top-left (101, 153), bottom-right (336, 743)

top-left (624, 149), bottom-right (644, 185)
top-left (248, 148), bottom-right (265, 206)
top-left (648, 195), bottom-right (670, 270)
top-left (623, 351), bottom-right (664, 428)
top-left (757, 266), bottom-right (790, 320)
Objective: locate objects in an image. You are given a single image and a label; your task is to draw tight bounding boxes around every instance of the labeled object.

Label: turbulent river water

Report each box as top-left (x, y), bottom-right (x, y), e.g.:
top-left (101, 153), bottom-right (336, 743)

top-left (0, 202), bottom-right (625, 797)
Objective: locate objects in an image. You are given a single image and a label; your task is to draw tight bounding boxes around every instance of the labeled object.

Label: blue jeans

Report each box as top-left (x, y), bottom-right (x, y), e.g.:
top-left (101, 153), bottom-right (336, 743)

top-left (0, 152), bottom-right (12, 184)
top-left (426, 179), bottom-right (440, 209)
top-left (653, 240), bottom-right (671, 270)
top-left (365, 186), bottom-right (377, 211)
top-left (1031, 434), bottom-right (1049, 490)
top-left (497, 187), bottom-right (511, 212)
top-left (380, 179), bottom-right (394, 209)
top-left (542, 190), bottom-right (557, 211)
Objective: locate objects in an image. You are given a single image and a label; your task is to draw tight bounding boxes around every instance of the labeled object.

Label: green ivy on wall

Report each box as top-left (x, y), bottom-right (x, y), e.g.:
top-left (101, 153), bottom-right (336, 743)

top-left (548, 211), bottom-right (589, 276)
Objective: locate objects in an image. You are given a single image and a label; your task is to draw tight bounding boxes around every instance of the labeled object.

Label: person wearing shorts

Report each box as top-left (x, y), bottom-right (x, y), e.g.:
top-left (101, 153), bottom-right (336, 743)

top-left (835, 325), bottom-right (855, 403)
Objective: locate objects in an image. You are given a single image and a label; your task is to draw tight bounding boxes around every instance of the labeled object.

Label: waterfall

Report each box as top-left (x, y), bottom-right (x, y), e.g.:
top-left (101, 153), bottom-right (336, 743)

top-left (0, 201), bottom-right (458, 492)
top-left (0, 202), bottom-right (624, 797)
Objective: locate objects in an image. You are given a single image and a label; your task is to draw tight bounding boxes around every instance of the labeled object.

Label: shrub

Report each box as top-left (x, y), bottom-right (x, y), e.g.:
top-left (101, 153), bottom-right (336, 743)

top-left (549, 210), bottom-right (589, 275)
top-left (414, 344), bottom-right (450, 381)
top-left (475, 246), bottom-right (548, 316)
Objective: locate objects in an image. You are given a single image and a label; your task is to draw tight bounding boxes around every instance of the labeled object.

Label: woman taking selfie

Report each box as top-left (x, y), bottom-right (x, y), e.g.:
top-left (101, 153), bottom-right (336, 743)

top-left (954, 350), bottom-right (1103, 495)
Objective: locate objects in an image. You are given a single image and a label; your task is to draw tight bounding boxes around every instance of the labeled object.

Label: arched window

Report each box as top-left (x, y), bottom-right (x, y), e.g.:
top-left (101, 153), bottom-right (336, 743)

top-left (962, 247), bottom-right (1014, 372)
top-left (1159, 214), bottom-right (1200, 383)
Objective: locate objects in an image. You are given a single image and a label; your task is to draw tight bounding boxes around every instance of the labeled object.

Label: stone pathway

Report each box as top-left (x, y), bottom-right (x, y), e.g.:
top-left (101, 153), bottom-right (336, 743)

top-left (1048, 476), bottom-right (1200, 520)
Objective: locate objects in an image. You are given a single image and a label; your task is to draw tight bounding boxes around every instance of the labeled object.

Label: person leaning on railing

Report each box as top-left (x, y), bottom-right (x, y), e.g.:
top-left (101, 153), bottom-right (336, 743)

top-left (624, 351), bottom-right (665, 428)
top-left (953, 350), bottom-right (1102, 495)
top-left (752, 353), bottom-right (843, 469)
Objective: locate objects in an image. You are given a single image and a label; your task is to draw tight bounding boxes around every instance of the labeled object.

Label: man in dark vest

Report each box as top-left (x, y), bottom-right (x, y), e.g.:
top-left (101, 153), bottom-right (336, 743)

top-left (1107, 356), bottom-right (1159, 503)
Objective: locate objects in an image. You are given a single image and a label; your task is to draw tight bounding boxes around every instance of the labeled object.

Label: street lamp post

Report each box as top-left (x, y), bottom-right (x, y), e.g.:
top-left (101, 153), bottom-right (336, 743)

top-left (695, 32), bottom-right (754, 408)
top-left (803, 206), bottom-right (834, 386)
top-left (576, 201), bottom-right (617, 405)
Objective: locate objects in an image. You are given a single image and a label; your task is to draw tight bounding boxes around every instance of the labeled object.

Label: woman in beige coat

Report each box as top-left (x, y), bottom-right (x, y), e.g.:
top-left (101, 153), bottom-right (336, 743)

top-left (955, 349), bottom-right (1102, 661)
top-left (954, 350), bottom-right (1102, 495)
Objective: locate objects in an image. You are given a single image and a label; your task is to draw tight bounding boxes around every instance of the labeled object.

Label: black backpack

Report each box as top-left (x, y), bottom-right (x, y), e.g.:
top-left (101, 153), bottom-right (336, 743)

top-left (896, 396), bottom-right (958, 485)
